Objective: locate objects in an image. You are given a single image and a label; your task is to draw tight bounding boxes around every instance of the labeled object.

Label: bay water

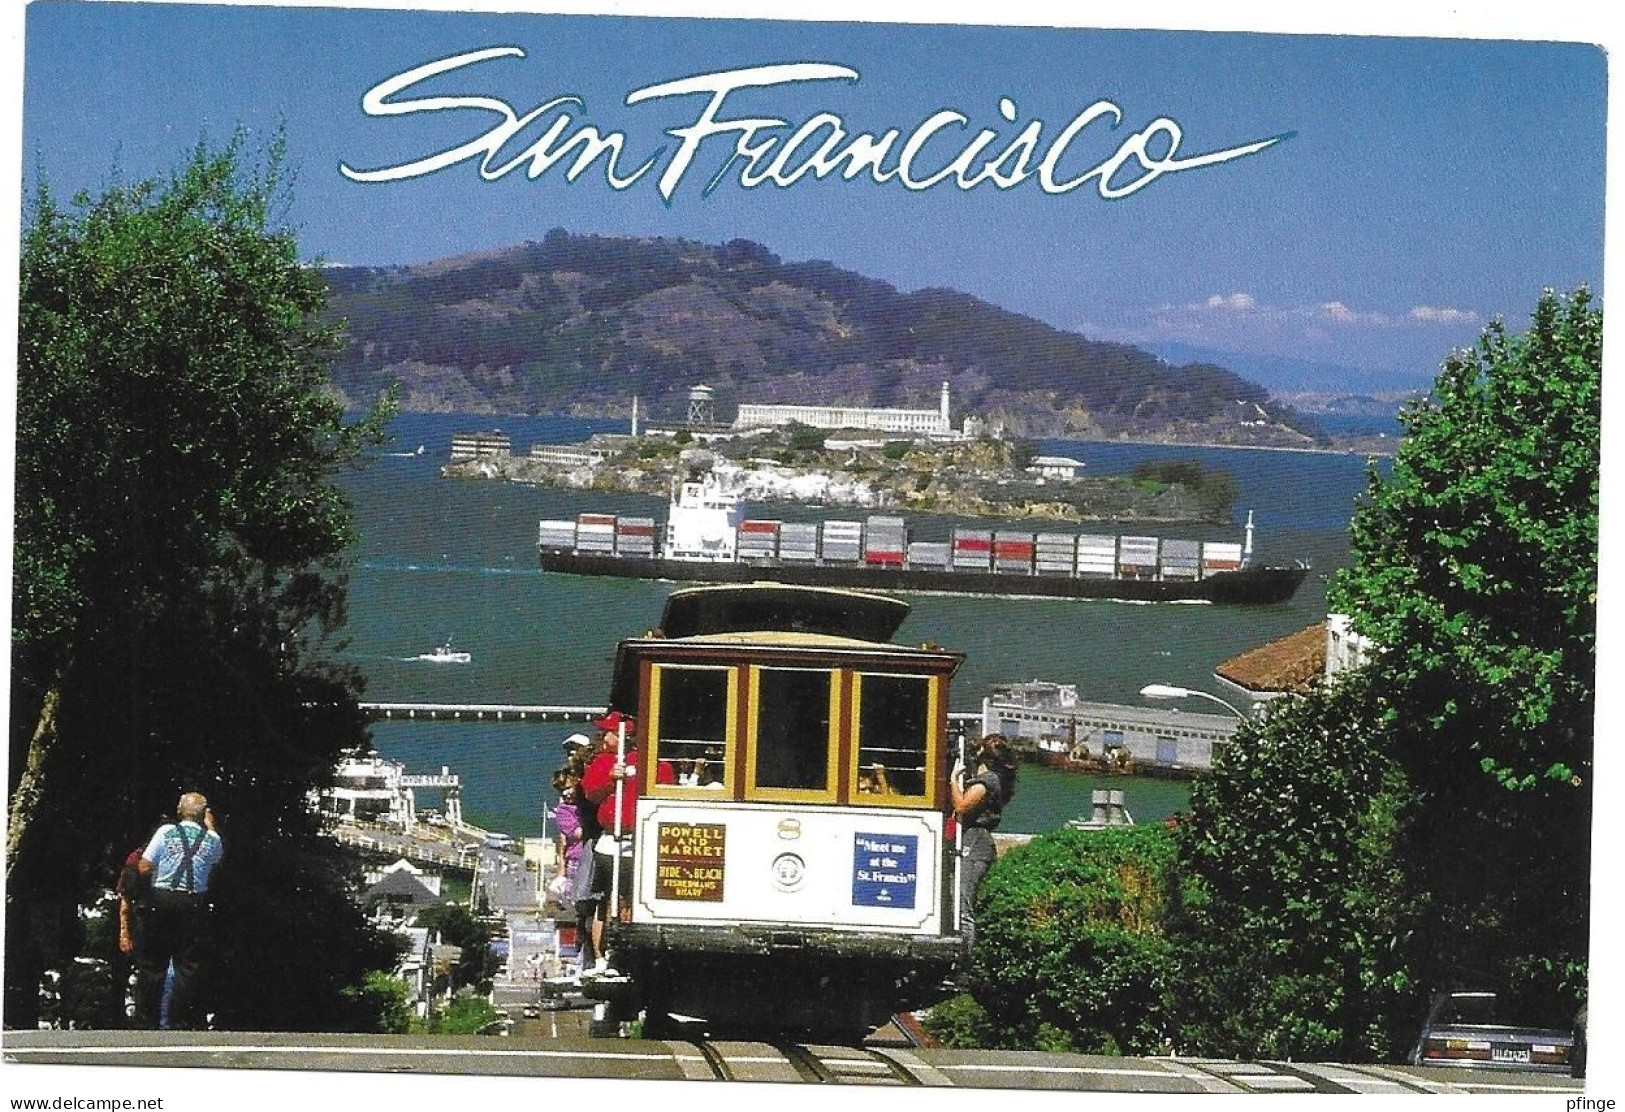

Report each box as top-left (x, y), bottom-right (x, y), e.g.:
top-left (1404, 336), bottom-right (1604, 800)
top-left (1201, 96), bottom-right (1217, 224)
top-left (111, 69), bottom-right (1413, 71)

top-left (342, 412), bottom-right (1376, 837)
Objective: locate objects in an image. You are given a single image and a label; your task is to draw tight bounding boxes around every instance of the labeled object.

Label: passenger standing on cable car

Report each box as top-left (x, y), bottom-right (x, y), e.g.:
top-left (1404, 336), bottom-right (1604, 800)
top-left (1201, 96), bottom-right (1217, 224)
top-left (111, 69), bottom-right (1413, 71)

top-left (950, 734), bottom-right (1019, 951)
top-left (580, 711), bottom-right (674, 967)
top-left (560, 735), bottom-right (601, 969)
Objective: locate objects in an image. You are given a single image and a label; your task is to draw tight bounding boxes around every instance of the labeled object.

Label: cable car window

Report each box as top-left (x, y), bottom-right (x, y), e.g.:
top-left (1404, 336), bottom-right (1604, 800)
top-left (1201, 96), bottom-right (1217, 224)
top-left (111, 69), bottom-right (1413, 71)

top-left (651, 666), bottom-right (731, 790)
top-left (856, 674), bottom-right (931, 798)
top-left (753, 668), bottom-right (834, 792)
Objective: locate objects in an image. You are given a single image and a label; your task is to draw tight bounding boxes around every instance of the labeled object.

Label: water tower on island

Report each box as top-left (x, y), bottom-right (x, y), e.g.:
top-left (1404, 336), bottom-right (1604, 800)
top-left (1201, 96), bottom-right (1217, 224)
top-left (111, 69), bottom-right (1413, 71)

top-left (687, 384), bottom-right (716, 428)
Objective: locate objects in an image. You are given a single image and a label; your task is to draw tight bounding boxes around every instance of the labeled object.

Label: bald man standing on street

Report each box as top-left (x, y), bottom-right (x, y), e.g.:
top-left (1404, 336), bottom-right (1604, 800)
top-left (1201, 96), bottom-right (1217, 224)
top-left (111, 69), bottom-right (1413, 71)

top-left (135, 791), bottom-right (224, 1029)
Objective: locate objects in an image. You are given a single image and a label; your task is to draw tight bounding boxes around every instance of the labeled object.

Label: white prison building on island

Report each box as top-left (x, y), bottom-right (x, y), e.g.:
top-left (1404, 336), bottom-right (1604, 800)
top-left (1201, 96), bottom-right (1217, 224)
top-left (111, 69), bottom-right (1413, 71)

top-left (734, 382), bottom-right (953, 435)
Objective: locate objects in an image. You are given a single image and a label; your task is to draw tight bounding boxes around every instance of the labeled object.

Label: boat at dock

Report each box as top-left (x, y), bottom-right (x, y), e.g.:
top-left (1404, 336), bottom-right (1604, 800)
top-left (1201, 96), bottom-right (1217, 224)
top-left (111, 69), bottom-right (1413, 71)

top-left (536, 467), bottom-right (1307, 605)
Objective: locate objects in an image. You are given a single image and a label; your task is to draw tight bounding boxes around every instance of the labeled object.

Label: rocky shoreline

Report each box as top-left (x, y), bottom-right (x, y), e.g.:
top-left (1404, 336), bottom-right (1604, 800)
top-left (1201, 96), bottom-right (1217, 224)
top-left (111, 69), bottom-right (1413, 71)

top-left (444, 430), bottom-right (1240, 526)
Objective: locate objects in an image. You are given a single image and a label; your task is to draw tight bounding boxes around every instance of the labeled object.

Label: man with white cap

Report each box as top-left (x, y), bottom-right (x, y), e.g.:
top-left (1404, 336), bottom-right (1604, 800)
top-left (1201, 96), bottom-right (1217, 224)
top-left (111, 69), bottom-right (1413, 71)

top-left (558, 732), bottom-right (600, 968)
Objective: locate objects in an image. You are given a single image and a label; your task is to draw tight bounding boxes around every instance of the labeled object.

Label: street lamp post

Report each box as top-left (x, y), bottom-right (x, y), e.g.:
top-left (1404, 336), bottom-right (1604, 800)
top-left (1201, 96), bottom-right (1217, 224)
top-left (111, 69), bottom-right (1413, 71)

top-left (1139, 683), bottom-right (1250, 721)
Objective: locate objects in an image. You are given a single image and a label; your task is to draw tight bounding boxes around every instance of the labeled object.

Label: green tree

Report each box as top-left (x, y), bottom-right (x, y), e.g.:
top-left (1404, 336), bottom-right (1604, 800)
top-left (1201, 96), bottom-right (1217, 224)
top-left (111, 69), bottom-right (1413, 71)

top-left (1130, 460), bottom-right (1238, 521)
top-left (343, 970), bottom-right (414, 1035)
top-left (1328, 287), bottom-right (1598, 1013)
top-left (9, 135), bottom-right (400, 1028)
top-left (1171, 675), bottom-right (1421, 1061)
top-left (416, 903), bottom-right (498, 992)
top-left (785, 422), bottom-right (826, 453)
top-left (436, 991), bottom-right (498, 1035)
top-left (1008, 437), bottom-right (1040, 472)
top-left (955, 825), bottom-right (1179, 1054)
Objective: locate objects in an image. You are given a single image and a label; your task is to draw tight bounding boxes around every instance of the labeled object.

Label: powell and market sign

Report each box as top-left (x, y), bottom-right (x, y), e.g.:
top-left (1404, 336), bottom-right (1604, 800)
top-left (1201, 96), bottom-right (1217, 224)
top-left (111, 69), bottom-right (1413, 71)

top-left (340, 47), bottom-right (1291, 203)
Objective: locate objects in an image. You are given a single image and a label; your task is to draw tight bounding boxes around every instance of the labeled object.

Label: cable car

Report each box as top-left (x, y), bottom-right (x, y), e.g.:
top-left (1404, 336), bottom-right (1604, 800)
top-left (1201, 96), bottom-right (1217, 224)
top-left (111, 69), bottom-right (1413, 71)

top-left (586, 583), bottom-right (966, 1040)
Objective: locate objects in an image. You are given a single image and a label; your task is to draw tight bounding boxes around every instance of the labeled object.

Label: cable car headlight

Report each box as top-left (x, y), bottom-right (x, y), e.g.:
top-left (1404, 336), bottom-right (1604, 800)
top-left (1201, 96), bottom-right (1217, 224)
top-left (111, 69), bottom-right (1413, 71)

top-left (771, 852), bottom-right (807, 891)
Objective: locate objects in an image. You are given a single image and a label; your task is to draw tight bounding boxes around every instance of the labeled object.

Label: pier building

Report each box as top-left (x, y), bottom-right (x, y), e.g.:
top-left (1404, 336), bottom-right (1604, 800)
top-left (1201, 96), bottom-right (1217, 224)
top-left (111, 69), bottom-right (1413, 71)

top-left (982, 682), bottom-right (1238, 774)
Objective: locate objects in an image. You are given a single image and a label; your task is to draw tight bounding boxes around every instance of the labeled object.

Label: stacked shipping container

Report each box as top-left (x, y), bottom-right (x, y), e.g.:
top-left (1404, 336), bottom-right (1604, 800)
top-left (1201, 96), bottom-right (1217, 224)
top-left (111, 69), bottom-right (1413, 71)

top-left (951, 528), bottom-right (993, 570)
top-left (864, 515), bottom-right (907, 567)
top-left (536, 514), bottom-right (1251, 584)
top-left (1075, 535), bottom-right (1117, 578)
top-left (779, 523), bottom-right (820, 562)
top-left (1117, 536), bottom-right (1160, 579)
top-left (1159, 538), bottom-right (1201, 580)
top-left (820, 521), bottom-right (864, 563)
top-left (1034, 533), bottom-right (1076, 577)
top-left (738, 520), bottom-right (780, 561)
top-left (993, 532), bottom-right (1035, 574)
top-left (615, 516), bottom-right (657, 558)
top-left (576, 512), bottom-right (617, 554)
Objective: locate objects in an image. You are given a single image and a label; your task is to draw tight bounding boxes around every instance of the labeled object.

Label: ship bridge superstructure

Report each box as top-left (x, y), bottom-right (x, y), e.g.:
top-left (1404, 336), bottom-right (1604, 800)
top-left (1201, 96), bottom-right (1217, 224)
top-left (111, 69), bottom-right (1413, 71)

top-left (663, 469), bottom-right (742, 562)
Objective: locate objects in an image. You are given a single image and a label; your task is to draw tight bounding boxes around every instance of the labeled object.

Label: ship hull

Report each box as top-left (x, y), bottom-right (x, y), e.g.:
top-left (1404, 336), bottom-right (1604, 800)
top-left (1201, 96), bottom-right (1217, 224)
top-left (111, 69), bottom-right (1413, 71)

top-left (537, 550), bottom-right (1307, 604)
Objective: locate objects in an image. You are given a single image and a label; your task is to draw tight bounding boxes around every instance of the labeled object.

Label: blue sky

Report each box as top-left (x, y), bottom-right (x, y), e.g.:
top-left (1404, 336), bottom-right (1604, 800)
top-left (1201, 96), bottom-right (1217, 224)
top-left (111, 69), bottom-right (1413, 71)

top-left (13, 2), bottom-right (1611, 388)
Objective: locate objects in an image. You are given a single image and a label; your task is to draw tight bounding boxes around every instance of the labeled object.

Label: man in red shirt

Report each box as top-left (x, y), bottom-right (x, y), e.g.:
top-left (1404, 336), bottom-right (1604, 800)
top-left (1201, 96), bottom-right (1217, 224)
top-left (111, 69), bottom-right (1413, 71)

top-left (580, 710), bottom-right (674, 966)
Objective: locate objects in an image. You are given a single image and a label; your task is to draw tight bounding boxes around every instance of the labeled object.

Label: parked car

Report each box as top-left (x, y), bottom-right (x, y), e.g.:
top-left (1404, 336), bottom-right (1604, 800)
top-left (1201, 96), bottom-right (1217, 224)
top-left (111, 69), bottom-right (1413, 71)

top-left (1410, 991), bottom-right (1575, 1072)
top-left (1571, 1003), bottom-right (1587, 1079)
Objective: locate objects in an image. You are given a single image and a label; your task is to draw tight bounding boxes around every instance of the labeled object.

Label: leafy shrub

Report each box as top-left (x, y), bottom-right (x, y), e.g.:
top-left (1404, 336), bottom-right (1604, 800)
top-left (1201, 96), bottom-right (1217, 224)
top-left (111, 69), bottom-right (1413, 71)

top-left (919, 993), bottom-right (994, 1048)
top-left (968, 825), bottom-right (1179, 1054)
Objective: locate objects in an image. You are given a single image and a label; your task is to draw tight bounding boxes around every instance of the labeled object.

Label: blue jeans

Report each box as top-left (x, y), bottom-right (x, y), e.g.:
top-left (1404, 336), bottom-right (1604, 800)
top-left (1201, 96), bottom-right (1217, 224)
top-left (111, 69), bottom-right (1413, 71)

top-left (959, 827), bottom-right (996, 951)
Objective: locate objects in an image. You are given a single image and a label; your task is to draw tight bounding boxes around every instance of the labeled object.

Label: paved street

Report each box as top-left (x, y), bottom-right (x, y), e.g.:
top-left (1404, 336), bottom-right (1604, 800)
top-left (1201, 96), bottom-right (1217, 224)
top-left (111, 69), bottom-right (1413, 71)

top-left (3, 1030), bottom-right (1586, 1093)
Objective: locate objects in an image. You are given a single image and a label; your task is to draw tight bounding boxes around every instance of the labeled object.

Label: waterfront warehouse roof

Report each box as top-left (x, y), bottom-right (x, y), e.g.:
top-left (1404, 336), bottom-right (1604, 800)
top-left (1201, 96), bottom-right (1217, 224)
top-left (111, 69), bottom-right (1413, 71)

top-left (1215, 622), bottom-right (1326, 696)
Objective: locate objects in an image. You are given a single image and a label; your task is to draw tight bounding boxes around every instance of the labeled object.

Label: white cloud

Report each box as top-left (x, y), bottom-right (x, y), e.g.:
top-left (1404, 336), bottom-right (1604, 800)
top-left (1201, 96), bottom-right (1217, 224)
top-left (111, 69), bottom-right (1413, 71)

top-left (1203, 292), bottom-right (1257, 311)
top-left (1309, 301), bottom-right (1390, 326)
top-left (1083, 293), bottom-right (1484, 359)
top-left (1409, 305), bottom-right (1481, 325)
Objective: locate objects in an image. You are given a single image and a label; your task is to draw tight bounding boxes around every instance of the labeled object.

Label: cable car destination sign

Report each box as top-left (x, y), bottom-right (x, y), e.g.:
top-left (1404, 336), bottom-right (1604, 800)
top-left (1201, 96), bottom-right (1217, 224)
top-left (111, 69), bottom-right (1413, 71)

top-left (655, 822), bottom-right (727, 902)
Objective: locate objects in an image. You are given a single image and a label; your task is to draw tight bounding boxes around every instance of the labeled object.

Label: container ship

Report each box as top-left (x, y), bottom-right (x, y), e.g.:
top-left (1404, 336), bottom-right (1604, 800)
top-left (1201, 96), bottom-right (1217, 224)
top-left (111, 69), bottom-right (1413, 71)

top-left (537, 470), bottom-right (1307, 605)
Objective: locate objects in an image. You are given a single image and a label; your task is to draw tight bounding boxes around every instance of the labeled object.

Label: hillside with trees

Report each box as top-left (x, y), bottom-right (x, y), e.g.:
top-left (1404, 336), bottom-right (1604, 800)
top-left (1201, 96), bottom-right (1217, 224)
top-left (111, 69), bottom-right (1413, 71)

top-left (322, 230), bottom-right (1320, 446)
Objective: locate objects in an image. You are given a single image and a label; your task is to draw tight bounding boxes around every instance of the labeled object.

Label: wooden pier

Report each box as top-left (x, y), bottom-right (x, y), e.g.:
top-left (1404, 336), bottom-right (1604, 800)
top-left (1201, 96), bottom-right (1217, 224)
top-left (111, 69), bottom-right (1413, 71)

top-left (360, 702), bottom-right (604, 723)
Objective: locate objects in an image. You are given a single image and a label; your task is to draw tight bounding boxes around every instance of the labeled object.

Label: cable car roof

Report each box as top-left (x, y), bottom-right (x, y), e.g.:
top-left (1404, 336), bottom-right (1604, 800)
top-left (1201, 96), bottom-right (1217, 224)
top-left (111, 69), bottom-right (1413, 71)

top-left (603, 584), bottom-right (959, 713)
top-left (656, 583), bottom-right (911, 643)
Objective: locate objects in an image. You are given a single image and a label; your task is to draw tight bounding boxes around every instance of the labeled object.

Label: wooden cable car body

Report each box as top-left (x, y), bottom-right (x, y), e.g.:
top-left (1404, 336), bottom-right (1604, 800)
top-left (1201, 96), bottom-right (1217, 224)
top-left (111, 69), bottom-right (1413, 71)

top-left (592, 583), bottom-right (965, 1040)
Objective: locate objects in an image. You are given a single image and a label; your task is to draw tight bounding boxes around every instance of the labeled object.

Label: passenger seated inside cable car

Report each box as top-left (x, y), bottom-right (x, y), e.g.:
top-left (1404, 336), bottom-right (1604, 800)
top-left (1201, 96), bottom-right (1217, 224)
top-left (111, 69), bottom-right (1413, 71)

top-left (857, 763), bottom-right (894, 795)
top-left (679, 755), bottom-right (725, 788)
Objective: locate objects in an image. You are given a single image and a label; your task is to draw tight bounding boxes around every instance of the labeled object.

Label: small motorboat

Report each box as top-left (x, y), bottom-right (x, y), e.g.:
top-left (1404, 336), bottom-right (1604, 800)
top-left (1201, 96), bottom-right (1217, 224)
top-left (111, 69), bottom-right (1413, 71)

top-left (417, 639), bottom-right (471, 664)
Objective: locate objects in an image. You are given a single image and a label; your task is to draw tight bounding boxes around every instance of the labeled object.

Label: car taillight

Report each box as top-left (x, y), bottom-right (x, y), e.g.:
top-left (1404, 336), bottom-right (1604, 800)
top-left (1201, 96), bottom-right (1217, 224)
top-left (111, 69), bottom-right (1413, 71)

top-left (1424, 1037), bottom-right (1491, 1061)
top-left (1531, 1045), bottom-right (1570, 1066)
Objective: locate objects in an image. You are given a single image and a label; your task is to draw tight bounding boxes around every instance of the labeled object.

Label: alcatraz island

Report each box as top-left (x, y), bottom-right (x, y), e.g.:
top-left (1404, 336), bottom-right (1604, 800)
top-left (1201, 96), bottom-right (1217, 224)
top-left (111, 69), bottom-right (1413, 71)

top-left (442, 386), bottom-right (1243, 526)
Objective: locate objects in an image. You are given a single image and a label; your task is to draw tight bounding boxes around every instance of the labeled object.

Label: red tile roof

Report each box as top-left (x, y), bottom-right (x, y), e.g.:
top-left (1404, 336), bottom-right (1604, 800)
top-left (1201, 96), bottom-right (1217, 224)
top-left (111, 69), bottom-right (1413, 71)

top-left (1216, 622), bottom-right (1326, 695)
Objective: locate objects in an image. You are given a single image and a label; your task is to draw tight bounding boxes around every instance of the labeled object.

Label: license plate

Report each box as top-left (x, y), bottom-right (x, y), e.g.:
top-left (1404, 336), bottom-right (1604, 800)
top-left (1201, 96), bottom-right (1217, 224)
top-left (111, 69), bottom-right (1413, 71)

top-left (1492, 1046), bottom-right (1532, 1063)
